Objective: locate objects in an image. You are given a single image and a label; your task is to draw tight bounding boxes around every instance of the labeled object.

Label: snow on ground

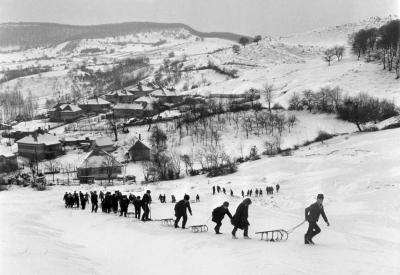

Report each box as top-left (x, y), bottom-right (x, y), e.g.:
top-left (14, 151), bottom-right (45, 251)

top-left (1, 127), bottom-right (400, 275)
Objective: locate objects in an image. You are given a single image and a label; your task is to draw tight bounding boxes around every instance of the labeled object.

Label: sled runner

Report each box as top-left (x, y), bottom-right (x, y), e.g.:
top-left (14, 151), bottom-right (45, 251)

top-left (255, 229), bottom-right (289, 241)
top-left (189, 225), bottom-right (208, 233)
top-left (160, 218), bottom-right (175, 226)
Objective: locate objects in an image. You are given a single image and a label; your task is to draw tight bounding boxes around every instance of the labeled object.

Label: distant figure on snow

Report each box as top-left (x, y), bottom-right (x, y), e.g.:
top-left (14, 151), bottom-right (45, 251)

top-left (196, 194), bottom-right (200, 202)
top-left (276, 184), bottom-right (280, 193)
top-left (212, 186), bottom-right (216, 195)
top-left (304, 194), bottom-right (329, 245)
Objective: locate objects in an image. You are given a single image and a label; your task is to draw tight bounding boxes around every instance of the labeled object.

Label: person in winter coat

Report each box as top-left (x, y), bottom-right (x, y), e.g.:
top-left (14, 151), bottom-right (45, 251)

top-left (304, 194), bottom-right (329, 244)
top-left (99, 191), bottom-right (104, 202)
top-left (133, 196), bottom-right (141, 219)
top-left (141, 190), bottom-right (152, 221)
top-left (196, 194), bottom-right (200, 202)
top-left (63, 192), bottom-right (68, 208)
top-left (174, 194), bottom-right (192, 229)
top-left (212, 186), bottom-right (216, 195)
top-left (212, 201), bottom-right (233, 234)
top-left (91, 191), bottom-right (98, 213)
top-left (231, 198), bottom-right (252, 239)
top-left (119, 195), bottom-right (130, 217)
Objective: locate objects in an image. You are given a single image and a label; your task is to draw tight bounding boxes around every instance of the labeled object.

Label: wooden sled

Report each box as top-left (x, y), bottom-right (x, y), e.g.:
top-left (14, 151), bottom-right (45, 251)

top-left (160, 218), bottom-right (175, 226)
top-left (255, 229), bottom-right (289, 242)
top-left (189, 224), bottom-right (208, 233)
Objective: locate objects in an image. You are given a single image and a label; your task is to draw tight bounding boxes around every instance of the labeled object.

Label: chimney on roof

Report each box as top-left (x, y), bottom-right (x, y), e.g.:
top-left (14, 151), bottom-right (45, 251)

top-left (32, 132), bottom-right (38, 142)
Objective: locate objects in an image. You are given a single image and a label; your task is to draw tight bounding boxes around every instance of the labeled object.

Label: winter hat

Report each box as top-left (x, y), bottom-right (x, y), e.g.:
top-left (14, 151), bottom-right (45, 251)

top-left (317, 194), bottom-right (324, 199)
top-left (184, 194), bottom-right (190, 200)
top-left (146, 190), bottom-right (151, 194)
top-left (223, 201), bottom-right (229, 207)
top-left (243, 198), bottom-right (252, 205)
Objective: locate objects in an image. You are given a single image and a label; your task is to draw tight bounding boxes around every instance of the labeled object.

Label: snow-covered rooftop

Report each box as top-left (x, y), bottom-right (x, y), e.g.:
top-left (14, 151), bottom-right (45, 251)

top-left (113, 103), bottom-right (144, 110)
top-left (17, 133), bottom-right (61, 146)
top-left (78, 149), bottom-right (122, 169)
top-left (0, 146), bottom-right (15, 158)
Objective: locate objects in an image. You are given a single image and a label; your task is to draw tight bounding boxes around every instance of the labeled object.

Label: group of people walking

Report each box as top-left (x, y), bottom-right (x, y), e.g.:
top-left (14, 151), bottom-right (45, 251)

top-left (63, 189), bottom-right (329, 244)
top-left (212, 184), bottom-right (280, 198)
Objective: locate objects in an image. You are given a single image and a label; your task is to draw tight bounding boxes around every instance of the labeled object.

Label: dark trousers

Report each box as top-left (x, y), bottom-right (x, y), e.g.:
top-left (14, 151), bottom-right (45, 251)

top-left (175, 213), bottom-right (188, 228)
top-left (232, 225), bottom-right (248, 237)
top-left (142, 205), bottom-right (150, 220)
top-left (306, 222), bottom-right (321, 240)
top-left (120, 208), bottom-right (127, 217)
top-left (135, 207), bottom-right (141, 219)
top-left (81, 201), bottom-right (86, 210)
top-left (91, 203), bottom-right (98, 212)
top-left (214, 221), bottom-right (222, 233)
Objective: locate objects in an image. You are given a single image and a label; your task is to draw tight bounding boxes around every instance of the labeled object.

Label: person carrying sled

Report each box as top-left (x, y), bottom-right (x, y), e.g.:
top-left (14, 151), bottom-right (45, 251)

top-left (212, 201), bottom-right (233, 234)
top-left (231, 198), bottom-right (252, 239)
top-left (304, 194), bottom-right (330, 244)
top-left (174, 194), bottom-right (192, 229)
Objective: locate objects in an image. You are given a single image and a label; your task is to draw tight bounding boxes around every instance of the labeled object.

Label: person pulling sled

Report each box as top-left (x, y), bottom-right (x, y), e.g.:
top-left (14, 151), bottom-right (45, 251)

top-left (174, 194), bottom-right (192, 229)
top-left (304, 194), bottom-right (330, 245)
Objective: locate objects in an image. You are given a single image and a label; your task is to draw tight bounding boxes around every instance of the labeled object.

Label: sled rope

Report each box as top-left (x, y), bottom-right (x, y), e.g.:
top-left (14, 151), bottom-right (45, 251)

top-left (287, 220), bottom-right (306, 234)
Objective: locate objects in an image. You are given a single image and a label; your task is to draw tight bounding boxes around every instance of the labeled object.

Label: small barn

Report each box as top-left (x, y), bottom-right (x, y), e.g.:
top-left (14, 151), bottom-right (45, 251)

top-left (128, 140), bottom-right (150, 161)
top-left (113, 103), bottom-right (145, 119)
top-left (77, 149), bottom-right (123, 181)
top-left (48, 103), bottom-right (82, 122)
top-left (92, 136), bottom-right (116, 152)
top-left (17, 133), bottom-right (62, 161)
top-left (79, 98), bottom-right (111, 113)
top-left (0, 146), bottom-right (18, 173)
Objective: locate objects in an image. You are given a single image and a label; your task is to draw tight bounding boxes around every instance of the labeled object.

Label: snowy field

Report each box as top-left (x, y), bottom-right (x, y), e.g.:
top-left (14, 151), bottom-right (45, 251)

top-left (1, 127), bottom-right (399, 275)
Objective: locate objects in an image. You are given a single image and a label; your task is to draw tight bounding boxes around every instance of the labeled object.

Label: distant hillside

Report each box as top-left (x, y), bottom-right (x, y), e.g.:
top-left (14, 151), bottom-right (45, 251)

top-left (0, 22), bottom-right (248, 49)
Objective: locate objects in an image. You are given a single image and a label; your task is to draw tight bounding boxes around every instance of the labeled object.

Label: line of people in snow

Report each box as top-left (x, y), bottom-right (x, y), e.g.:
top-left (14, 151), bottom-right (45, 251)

top-left (63, 190), bottom-right (329, 244)
top-left (212, 184), bottom-right (280, 198)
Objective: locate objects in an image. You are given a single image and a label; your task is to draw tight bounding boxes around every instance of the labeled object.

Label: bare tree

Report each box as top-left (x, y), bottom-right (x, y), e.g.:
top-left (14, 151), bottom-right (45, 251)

top-left (263, 83), bottom-right (274, 112)
top-left (323, 48), bottom-right (336, 66)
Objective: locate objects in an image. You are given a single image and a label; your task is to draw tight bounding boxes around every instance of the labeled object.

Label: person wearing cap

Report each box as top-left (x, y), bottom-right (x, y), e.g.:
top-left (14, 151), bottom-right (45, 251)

top-left (212, 202), bottom-right (233, 234)
top-left (304, 194), bottom-right (330, 244)
top-left (174, 194), bottom-right (192, 229)
top-left (231, 198), bottom-right (252, 239)
top-left (141, 190), bottom-right (152, 221)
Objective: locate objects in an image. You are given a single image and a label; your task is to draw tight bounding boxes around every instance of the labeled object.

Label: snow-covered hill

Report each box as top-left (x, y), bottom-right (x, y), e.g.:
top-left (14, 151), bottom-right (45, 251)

top-left (1, 127), bottom-right (399, 275)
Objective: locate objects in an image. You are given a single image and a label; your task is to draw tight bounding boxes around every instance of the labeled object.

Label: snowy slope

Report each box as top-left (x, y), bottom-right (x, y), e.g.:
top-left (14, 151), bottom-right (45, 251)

top-left (1, 128), bottom-right (400, 275)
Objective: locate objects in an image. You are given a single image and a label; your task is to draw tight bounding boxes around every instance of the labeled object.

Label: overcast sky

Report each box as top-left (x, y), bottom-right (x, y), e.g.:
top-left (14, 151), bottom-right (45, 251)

top-left (0, 0), bottom-right (398, 36)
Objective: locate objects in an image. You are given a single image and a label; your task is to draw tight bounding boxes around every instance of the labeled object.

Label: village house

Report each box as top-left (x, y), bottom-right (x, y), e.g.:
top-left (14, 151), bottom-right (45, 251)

top-left (127, 140), bottom-right (150, 161)
top-left (0, 146), bottom-right (18, 173)
top-left (150, 89), bottom-right (184, 104)
top-left (48, 103), bottom-right (82, 122)
top-left (113, 103), bottom-right (146, 119)
top-left (17, 133), bottom-right (63, 161)
top-left (92, 136), bottom-right (116, 152)
top-left (105, 89), bottom-right (137, 104)
top-left (78, 98), bottom-right (111, 113)
top-left (77, 149), bottom-right (123, 182)
top-left (125, 82), bottom-right (161, 98)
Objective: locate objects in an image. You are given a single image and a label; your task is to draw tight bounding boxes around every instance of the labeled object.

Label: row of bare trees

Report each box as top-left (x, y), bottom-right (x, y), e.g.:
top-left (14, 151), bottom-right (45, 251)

top-left (350, 19), bottom-right (400, 78)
